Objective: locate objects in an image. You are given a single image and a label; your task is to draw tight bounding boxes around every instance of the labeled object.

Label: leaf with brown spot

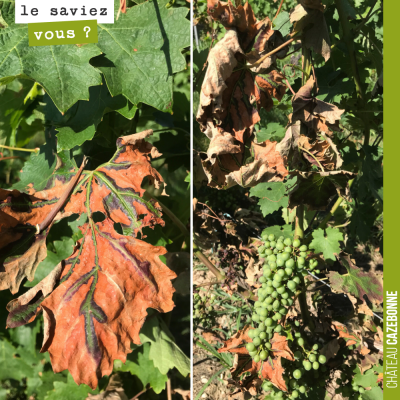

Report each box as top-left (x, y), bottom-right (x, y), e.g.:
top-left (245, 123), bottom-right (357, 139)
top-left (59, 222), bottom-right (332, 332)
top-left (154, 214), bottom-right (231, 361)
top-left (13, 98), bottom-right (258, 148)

top-left (332, 321), bottom-right (363, 348)
top-left (329, 254), bottom-right (383, 307)
top-left (1, 130), bottom-right (176, 389)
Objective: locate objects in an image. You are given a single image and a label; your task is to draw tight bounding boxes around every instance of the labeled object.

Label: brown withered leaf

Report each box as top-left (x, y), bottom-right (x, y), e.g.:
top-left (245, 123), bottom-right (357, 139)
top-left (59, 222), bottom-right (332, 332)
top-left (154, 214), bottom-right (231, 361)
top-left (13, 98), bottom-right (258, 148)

top-left (292, 77), bottom-right (344, 134)
top-left (1, 130), bottom-right (176, 389)
top-left (270, 333), bottom-right (295, 361)
top-left (260, 357), bottom-right (288, 392)
top-left (202, 128), bottom-right (288, 189)
top-left (290, 4), bottom-right (331, 61)
top-left (218, 325), bottom-right (253, 354)
top-left (298, 134), bottom-right (343, 171)
top-left (358, 352), bottom-right (382, 374)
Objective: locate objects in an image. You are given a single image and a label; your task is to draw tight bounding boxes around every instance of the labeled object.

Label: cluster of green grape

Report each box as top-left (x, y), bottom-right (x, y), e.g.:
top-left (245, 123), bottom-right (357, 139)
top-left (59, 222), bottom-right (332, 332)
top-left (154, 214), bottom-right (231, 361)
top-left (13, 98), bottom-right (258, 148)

top-left (335, 367), bottom-right (368, 399)
top-left (246, 233), bottom-right (326, 399)
top-left (193, 292), bottom-right (217, 329)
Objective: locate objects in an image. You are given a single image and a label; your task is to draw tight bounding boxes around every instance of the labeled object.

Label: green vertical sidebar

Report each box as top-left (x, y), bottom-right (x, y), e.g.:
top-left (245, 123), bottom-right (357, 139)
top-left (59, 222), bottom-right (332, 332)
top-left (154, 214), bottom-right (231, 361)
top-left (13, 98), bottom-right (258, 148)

top-left (384, 0), bottom-right (399, 398)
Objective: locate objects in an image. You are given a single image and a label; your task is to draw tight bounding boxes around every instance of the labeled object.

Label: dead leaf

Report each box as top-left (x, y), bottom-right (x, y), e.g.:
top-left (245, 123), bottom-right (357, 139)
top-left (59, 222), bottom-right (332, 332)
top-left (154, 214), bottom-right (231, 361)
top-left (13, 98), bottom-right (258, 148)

top-left (2, 131), bottom-right (175, 389)
top-left (270, 333), bottom-right (295, 361)
top-left (218, 326), bottom-right (253, 354)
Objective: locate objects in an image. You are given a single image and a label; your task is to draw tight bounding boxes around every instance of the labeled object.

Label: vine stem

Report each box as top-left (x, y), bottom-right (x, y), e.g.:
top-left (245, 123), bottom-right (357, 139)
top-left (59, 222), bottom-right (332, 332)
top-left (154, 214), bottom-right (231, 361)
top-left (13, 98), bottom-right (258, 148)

top-left (273, 0), bottom-right (285, 21)
top-left (249, 35), bottom-right (296, 68)
top-left (298, 145), bottom-right (325, 172)
top-left (38, 157), bottom-right (88, 232)
top-left (318, 178), bottom-right (354, 230)
top-left (0, 144), bottom-right (39, 153)
top-left (193, 243), bottom-right (225, 281)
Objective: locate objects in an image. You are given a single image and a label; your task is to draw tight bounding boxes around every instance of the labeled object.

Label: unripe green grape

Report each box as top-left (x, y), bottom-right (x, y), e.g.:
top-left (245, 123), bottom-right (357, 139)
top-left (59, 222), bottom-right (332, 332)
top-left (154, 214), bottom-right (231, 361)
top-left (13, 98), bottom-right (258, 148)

top-left (269, 262), bottom-right (277, 270)
top-left (272, 280), bottom-right (282, 288)
top-left (253, 337), bottom-right (261, 347)
top-left (285, 267), bottom-right (293, 276)
top-left (294, 332), bottom-right (301, 338)
top-left (287, 280), bottom-right (296, 291)
top-left (315, 269), bottom-right (320, 274)
top-left (274, 325), bottom-right (282, 332)
top-left (284, 246), bottom-right (292, 253)
top-left (279, 307), bottom-right (288, 315)
top-left (299, 386), bottom-right (306, 394)
top-left (273, 300), bottom-right (280, 309)
top-left (297, 338), bottom-right (304, 346)
top-left (277, 259), bottom-right (285, 267)
top-left (285, 258), bottom-right (295, 268)
top-left (309, 354), bottom-right (316, 363)
top-left (275, 312), bottom-right (283, 320)
top-left (253, 328), bottom-right (261, 337)
top-left (266, 342), bottom-right (272, 349)
top-left (270, 241), bottom-right (276, 248)
top-left (299, 251), bottom-right (307, 258)
top-left (294, 351), bottom-right (302, 360)
top-left (303, 361), bottom-right (312, 370)
top-left (281, 299), bottom-right (288, 306)
top-left (281, 292), bottom-right (289, 300)
top-left (265, 249), bottom-right (273, 256)
top-left (259, 277), bottom-right (267, 283)
top-left (264, 296), bottom-right (273, 304)
top-left (208, 306), bottom-right (212, 311)
top-left (281, 252), bottom-right (290, 261)
top-left (264, 240), bottom-right (270, 248)
top-left (259, 331), bottom-right (267, 340)
top-left (293, 369), bottom-right (302, 379)
top-left (252, 314), bottom-right (260, 322)
top-left (276, 242), bottom-right (284, 251)
top-left (248, 330), bottom-right (255, 338)
top-left (297, 257), bottom-right (305, 265)
top-left (277, 286), bottom-right (286, 294)
top-left (249, 350), bottom-right (257, 357)
top-left (258, 246), bottom-right (266, 254)
top-left (292, 390), bottom-right (299, 398)
top-left (293, 239), bottom-right (301, 247)
top-left (287, 298), bottom-right (294, 306)
top-left (273, 248), bottom-right (279, 254)
top-left (262, 381), bottom-right (271, 391)
top-left (263, 268), bottom-right (272, 277)
top-left (265, 286), bottom-right (274, 295)
top-left (284, 237), bottom-right (292, 246)
top-left (246, 343), bottom-right (256, 352)
top-left (318, 355), bottom-right (326, 364)
top-left (260, 350), bottom-right (268, 360)
top-left (253, 354), bottom-right (260, 363)
top-left (299, 245), bottom-right (308, 252)
top-left (293, 276), bottom-right (301, 284)
top-left (271, 291), bottom-right (279, 298)
top-left (268, 234), bottom-right (276, 242)
top-left (267, 304), bottom-right (273, 311)
top-left (259, 308), bottom-right (268, 317)
top-left (289, 379), bottom-right (297, 388)
top-left (313, 361), bottom-right (320, 370)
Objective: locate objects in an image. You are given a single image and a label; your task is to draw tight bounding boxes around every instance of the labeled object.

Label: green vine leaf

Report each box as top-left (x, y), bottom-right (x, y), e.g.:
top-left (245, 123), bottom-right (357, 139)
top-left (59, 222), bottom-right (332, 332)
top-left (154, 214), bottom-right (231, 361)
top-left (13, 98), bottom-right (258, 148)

top-left (309, 227), bottom-right (342, 261)
top-left (328, 254), bottom-right (383, 306)
top-left (0, 2), bottom-right (102, 113)
top-left (95, 0), bottom-right (190, 113)
top-left (114, 343), bottom-right (168, 394)
top-left (249, 182), bottom-right (288, 216)
top-left (261, 224), bottom-right (294, 240)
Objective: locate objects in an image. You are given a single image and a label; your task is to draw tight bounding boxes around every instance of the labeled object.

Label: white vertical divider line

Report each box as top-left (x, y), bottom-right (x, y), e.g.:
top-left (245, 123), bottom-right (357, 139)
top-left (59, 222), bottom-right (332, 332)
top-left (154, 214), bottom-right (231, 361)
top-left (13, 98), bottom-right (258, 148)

top-left (190, 0), bottom-right (194, 397)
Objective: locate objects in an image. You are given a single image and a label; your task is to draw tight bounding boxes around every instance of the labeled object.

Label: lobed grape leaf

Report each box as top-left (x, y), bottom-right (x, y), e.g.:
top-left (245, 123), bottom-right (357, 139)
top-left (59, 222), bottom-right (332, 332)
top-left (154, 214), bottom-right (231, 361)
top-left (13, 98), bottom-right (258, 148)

top-left (361, 387), bottom-right (383, 400)
top-left (249, 182), bottom-right (289, 216)
top-left (44, 83), bottom-right (137, 152)
top-left (0, 1), bottom-right (102, 113)
top-left (309, 227), bottom-right (342, 261)
top-left (0, 130), bottom-right (177, 389)
top-left (352, 366), bottom-right (379, 389)
top-left (95, 0), bottom-right (190, 113)
top-left (288, 170), bottom-right (355, 211)
top-left (44, 374), bottom-right (98, 400)
top-left (328, 254), bottom-right (383, 306)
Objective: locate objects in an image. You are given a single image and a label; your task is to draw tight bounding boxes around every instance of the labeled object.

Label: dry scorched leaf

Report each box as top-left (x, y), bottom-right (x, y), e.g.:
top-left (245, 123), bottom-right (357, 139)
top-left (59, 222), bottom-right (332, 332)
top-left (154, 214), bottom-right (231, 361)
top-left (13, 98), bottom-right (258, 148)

top-left (292, 77), bottom-right (344, 134)
top-left (202, 127), bottom-right (288, 189)
top-left (218, 325), bottom-right (253, 355)
top-left (2, 130), bottom-right (176, 389)
top-left (290, 3), bottom-right (331, 61)
top-left (328, 254), bottom-right (383, 307)
top-left (41, 218), bottom-right (175, 389)
top-left (270, 333), bottom-right (295, 361)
